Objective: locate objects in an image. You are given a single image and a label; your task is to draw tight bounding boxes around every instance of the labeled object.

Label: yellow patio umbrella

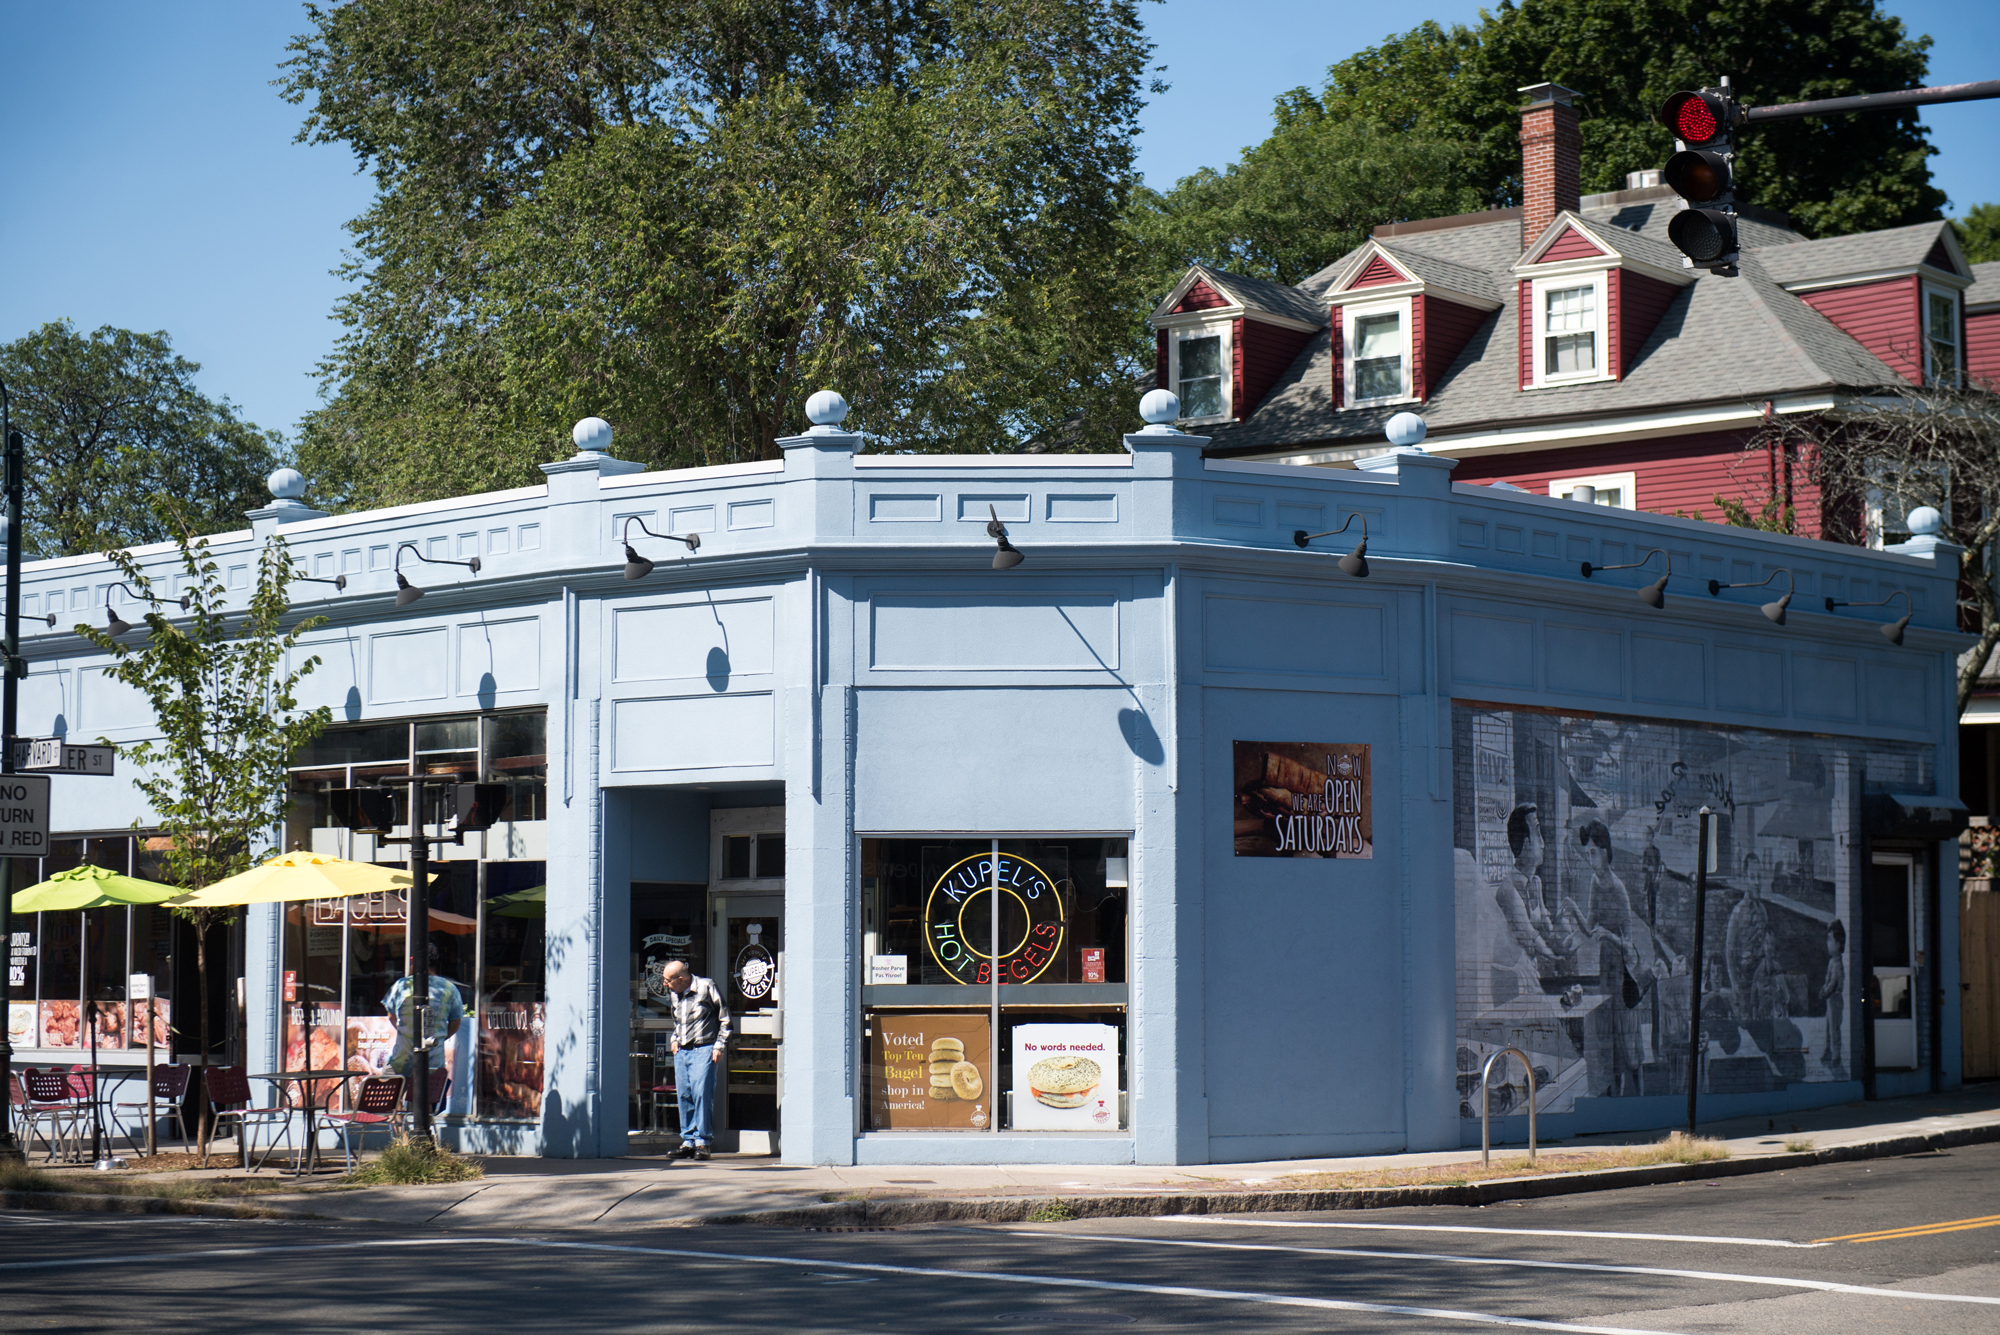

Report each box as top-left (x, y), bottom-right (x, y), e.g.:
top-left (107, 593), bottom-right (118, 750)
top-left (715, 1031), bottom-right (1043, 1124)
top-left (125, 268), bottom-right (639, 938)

top-left (12, 863), bottom-right (182, 913)
top-left (168, 851), bottom-right (424, 907)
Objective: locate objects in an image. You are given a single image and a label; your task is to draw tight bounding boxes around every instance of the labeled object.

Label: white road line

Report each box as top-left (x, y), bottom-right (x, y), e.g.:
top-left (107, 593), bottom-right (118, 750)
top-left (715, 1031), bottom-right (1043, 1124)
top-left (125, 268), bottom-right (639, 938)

top-left (1017, 1230), bottom-right (2000, 1308)
top-left (1157, 1215), bottom-right (1826, 1249)
top-left (0, 1234), bottom-right (1692, 1335)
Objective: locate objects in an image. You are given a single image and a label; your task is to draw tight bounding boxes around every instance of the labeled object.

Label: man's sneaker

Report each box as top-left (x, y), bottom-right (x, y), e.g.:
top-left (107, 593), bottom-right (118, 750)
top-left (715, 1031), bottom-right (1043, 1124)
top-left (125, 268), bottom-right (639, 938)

top-left (693, 1145), bottom-right (711, 1160)
top-left (672, 1143), bottom-right (696, 1160)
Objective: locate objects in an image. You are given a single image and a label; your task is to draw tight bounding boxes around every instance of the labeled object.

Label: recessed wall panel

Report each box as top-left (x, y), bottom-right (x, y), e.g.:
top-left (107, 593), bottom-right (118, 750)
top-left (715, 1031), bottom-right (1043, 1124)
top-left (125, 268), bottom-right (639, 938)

top-left (1543, 624), bottom-right (1621, 699)
top-left (1450, 613), bottom-right (1534, 689)
top-left (615, 597), bottom-right (774, 683)
top-left (1714, 645), bottom-right (1783, 714)
top-left (370, 627), bottom-right (448, 704)
top-left (1631, 635), bottom-right (1705, 706)
top-left (869, 593), bottom-right (1118, 670)
top-left (1791, 653), bottom-right (1858, 722)
top-left (459, 618), bottom-right (540, 695)
top-left (612, 692), bottom-right (774, 771)
top-left (1203, 595), bottom-right (1384, 679)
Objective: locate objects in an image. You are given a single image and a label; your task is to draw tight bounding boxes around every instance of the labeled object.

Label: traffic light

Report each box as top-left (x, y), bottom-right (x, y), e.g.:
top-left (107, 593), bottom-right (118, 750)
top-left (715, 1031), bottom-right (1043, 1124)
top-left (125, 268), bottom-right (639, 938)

top-left (449, 782), bottom-right (510, 833)
top-left (329, 786), bottom-right (396, 834)
top-left (1659, 86), bottom-right (1743, 276)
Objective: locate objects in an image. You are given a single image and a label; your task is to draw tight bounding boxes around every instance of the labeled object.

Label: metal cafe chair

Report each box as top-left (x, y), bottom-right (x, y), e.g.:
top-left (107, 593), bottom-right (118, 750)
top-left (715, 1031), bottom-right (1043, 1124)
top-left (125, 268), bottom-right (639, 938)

top-left (11, 1071), bottom-right (76, 1164)
top-left (204, 1066), bottom-right (294, 1172)
top-left (320, 1075), bottom-right (406, 1172)
top-left (22, 1070), bottom-right (85, 1163)
top-left (111, 1064), bottom-right (192, 1156)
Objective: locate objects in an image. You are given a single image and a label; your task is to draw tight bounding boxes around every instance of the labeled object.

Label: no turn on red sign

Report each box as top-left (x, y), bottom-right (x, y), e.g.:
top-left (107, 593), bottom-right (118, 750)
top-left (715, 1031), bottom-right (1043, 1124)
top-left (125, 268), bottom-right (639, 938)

top-left (0, 774), bottom-right (51, 853)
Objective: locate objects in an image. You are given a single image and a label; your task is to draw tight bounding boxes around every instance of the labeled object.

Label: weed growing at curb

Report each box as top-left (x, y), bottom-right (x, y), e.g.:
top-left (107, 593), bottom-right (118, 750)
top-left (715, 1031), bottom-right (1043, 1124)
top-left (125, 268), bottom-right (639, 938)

top-left (0, 1157), bottom-right (314, 1201)
top-left (1027, 1198), bottom-right (1077, 1222)
top-left (1784, 1137), bottom-right (1817, 1153)
top-left (1282, 1133), bottom-right (1728, 1191)
top-left (341, 1137), bottom-right (483, 1186)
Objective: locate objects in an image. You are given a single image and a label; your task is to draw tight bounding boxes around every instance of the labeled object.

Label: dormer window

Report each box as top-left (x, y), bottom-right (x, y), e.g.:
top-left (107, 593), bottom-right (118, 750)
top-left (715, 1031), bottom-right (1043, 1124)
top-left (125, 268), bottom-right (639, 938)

top-left (1926, 286), bottom-right (1960, 386)
top-left (1527, 272), bottom-right (1611, 387)
top-left (1167, 322), bottom-right (1232, 423)
top-left (1341, 297), bottom-right (1413, 407)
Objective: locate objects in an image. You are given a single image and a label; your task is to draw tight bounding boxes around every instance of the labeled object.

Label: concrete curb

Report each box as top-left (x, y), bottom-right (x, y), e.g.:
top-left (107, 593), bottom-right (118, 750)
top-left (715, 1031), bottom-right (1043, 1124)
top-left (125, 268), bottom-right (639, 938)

top-left (0, 1189), bottom-right (307, 1220)
top-left (703, 1121), bottom-right (2000, 1229)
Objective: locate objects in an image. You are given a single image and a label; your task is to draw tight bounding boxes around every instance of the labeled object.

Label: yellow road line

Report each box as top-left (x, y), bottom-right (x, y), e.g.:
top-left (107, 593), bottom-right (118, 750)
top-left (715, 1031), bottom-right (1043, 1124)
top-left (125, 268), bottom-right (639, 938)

top-left (1815, 1213), bottom-right (2000, 1244)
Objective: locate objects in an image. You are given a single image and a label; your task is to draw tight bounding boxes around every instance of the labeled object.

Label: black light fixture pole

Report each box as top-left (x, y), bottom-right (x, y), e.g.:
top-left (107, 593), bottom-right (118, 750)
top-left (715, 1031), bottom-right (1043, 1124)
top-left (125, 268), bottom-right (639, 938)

top-left (393, 542), bottom-right (481, 606)
top-left (1581, 547), bottom-right (1671, 608)
top-left (102, 581), bottom-right (190, 638)
top-left (1686, 806), bottom-right (1712, 1135)
top-left (620, 515), bottom-right (699, 581)
top-left (1708, 567), bottom-right (1794, 624)
top-left (378, 773), bottom-right (438, 1144)
top-left (1825, 589), bottom-right (1913, 645)
top-left (0, 384), bottom-right (21, 1160)
top-left (1293, 514), bottom-right (1369, 577)
top-left (292, 568), bottom-right (347, 592)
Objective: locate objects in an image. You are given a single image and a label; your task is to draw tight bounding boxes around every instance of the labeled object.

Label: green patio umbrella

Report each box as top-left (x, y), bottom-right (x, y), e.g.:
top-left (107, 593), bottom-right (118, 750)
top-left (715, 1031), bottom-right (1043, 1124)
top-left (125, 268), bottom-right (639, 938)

top-left (12, 862), bottom-right (181, 913)
top-left (488, 884), bottom-right (546, 918)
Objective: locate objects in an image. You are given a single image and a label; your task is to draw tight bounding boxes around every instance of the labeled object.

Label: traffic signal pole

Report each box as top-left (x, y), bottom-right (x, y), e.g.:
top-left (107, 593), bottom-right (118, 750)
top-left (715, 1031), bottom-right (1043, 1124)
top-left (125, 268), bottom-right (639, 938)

top-left (1743, 78), bottom-right (2000, 124)
top-left (0, 387), bottom-right (20, 1162)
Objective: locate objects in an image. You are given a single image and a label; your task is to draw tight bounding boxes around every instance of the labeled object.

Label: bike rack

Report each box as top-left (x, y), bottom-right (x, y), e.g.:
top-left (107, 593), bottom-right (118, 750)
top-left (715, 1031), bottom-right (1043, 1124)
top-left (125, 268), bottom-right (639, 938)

top-left (1480, 1046), bottom-right (1537, 1167)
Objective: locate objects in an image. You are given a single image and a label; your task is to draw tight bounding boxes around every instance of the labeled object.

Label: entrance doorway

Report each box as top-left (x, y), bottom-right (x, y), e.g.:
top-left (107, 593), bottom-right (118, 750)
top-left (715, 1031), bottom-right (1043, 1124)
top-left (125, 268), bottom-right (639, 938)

top-left (1868, 854), bottom-right (1918, 1070)
top-left (712, 807), bottom-right (784, 1154)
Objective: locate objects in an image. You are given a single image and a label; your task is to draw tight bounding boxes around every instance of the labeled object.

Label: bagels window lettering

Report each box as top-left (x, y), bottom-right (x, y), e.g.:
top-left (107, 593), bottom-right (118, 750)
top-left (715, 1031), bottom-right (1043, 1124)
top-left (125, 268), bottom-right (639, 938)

top-left (922, 852), bottom-right (1067, 986)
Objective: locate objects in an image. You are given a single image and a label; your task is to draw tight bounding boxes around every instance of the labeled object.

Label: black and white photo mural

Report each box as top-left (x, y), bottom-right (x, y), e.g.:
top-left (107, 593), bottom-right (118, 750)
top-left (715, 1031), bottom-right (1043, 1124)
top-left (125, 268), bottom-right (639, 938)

top-left (1452, 704), bottom-right (1930, 1120)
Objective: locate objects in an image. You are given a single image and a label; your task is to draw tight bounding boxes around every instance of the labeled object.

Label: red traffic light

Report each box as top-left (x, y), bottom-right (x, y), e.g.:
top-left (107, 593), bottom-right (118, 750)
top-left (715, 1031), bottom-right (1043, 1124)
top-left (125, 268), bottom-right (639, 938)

top-left (1659, 90), bottom-right (1732, 146)
top-left (1664, 149), bottom-right (1731, 203)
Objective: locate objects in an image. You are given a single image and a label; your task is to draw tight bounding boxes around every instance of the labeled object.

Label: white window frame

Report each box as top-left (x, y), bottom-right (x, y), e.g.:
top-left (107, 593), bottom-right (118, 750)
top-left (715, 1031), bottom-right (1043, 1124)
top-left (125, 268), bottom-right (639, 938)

top-left (1529, 271), bottom-right (1613, 388)
top-left (1340, 296), bottom-right (1415, 409)
top-left (1167, 320), bottom-right (1233, 424)
top-left (1922, 283), bottom-right (1961, 387)
top-left (1547, 470), bottom-right (1637, 510)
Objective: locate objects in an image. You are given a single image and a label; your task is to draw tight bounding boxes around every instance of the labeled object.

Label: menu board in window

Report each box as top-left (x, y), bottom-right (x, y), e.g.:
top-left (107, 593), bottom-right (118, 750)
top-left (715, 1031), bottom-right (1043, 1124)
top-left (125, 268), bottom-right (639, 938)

top-left (870, 1013), bottom-right (990, 1130)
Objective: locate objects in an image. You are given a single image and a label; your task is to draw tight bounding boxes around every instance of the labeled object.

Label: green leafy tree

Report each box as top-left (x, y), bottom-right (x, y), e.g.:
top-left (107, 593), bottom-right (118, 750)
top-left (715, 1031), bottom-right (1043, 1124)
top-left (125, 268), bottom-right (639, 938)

top-left (79, 519), bottom-right (331, 1155)
top-left (1220, 1), bottom-right (1943, 241)
top-left (0, 322), bottom-right (281, 558)
top-left (282, 0), bottom-right (1156, 505)
top-left (1956, 203), bottom-right (2000, 264)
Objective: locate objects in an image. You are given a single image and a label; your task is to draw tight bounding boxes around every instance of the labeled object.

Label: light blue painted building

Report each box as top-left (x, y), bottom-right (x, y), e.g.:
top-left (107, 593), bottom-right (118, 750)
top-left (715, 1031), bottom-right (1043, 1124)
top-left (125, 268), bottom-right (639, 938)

top-left (6, 392), bottom-right (1967, 1164)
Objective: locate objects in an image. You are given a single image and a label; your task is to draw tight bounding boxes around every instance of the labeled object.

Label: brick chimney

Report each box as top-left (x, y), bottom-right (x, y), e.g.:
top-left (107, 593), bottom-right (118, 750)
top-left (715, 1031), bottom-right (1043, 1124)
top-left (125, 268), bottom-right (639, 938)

top-left (1518, 82), bottom-right (1581, 251)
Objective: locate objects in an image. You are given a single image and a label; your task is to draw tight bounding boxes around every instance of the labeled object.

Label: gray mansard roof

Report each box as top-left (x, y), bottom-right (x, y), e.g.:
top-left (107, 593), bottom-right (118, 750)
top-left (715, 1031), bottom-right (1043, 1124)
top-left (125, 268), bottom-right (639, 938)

top-left (1195, 188), bottom-right (1966, 459)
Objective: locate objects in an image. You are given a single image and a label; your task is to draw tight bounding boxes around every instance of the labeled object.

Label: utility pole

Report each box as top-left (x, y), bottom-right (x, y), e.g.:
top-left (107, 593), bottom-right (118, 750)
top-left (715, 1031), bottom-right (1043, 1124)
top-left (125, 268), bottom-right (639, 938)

top-left (0, 385), bottom-right (22, 1161)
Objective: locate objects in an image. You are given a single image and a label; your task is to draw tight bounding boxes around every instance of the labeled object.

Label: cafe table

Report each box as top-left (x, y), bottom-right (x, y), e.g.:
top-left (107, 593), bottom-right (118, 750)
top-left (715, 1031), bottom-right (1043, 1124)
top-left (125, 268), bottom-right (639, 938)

top-left (249, 1070), bottom-right (358, 1174)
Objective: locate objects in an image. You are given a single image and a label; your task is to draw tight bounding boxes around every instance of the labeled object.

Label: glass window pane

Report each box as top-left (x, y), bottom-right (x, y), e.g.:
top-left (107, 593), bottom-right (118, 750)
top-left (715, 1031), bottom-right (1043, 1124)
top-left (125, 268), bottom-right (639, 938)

top-left (1546, 331), bottom-right (1596, 375)
top-left (1867, 863), bottom-right (1911, 967)
top-left (297, 723), bottom-right (408, 769)
top-left (283, 899), bottom-right (346, 1101)
top-left (415, 718), bottom-right (478, 753)
top-left (483, 711), bottom-right (548, 830)
top-left (755, 833), bottom-right (785, 879)
top-left (1355, 357), bottom-right (1401, 399)
top-left (1179, 335), bottom-right (1221, 378)
top-left (1353, 313), bottom-right (1400, 359)
top-left (1545, 285), bottom-right (1594, 331)
top-left (723, 835), bottom-right (752, 880)
top-left (1179, 375), bottom-right (1223, 418)
top-left (1929, 293), bottom-right (1956, 343)
top-left (129, 905), bottom-right (173, 1049)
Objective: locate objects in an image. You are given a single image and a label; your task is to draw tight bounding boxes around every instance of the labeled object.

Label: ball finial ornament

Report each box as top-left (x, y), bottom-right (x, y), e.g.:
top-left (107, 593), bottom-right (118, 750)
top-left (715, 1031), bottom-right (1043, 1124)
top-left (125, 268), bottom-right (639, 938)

top-left (805, 390), bottom-right (849, 427)
top-left (572, 416), bottom-right (613, 453)
top-left (1385, 412), bottom-right (1428, 448)
top-left (267, 467), bottom-right (307, 500)
top-left (1139, 388), bottom-right (1181, 426)
top-left (1906, 505), bottom-right (1943, 536)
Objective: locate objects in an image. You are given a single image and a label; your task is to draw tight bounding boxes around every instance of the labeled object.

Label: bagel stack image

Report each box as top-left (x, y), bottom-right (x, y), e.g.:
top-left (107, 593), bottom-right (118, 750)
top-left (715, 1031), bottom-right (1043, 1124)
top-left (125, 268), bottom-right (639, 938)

top-left (928, 1037), bottom-right (965, 1100)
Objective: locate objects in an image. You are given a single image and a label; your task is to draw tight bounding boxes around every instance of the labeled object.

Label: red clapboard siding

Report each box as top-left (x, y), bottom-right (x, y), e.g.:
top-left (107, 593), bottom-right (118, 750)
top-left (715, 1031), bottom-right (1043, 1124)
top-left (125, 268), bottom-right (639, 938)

top-left (1177, 278), bottom-right (1230, 312)
top-left (1450, 429), bottom-right (1825, 537)
top-left (1232, 317), bottom-right (1246, 418)
top-left (1156, 330), bottom-right (1169, 398)
top-left (1969, 310), bottom-right (2000, 391)
top-left (1924, 236), bottom-right (1958, 274)
top-left (1237, 318), bottom-right (1316, 418)
top-left (1350, 255), bottom-right (1407, 288)
top-left (1613, 269), bottom-right (1681, 380)
top-left (1518, 281), bottom-right (1534, 390)
top-left (1417, 296), bottom-right (1488, 401)
top-left (1538, 226), bottom-right (1607, 262)
top-left (1329, 306), bottom-right (1345, 407)
top-left (1800, 276), bottom-right (1922, 384)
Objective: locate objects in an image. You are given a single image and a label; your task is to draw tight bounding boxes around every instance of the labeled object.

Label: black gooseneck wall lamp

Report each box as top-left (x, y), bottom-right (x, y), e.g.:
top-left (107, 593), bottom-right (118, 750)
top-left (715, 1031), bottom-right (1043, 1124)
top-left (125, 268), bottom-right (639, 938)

top-left (394, 542), bottom-right (481, 606)
top-left (104, 581), bottom-right (192, 637)
top-left (1709, 568), bottom-right (1794, 625)
top-left (1581, 548), bottom-right (1671, 608)
top-left (621, 515), bottom-right (700, 580)
top-left (1825, 588), bottom-right (1914, 646)
top-left (988, 505), bottom-right (1024, 570)
top-left (1293, 513), bottom-right (1369, 577)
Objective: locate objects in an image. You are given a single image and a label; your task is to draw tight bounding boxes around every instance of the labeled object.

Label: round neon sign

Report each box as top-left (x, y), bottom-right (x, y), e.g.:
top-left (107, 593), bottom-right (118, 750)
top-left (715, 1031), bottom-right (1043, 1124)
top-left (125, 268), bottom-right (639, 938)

top-left (922, 852), bottom-right (1066, 985)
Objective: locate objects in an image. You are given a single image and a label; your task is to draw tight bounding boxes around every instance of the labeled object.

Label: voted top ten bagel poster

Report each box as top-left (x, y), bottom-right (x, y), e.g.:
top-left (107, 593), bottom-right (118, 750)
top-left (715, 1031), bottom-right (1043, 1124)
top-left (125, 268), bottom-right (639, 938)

top-left (1233, 742), bottom-right (1372, 858)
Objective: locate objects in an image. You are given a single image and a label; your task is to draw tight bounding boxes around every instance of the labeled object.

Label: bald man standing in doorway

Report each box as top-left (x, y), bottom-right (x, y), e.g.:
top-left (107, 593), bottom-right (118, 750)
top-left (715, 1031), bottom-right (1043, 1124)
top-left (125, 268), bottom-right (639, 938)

top-left (662, 960), bottom-right (730, 1159)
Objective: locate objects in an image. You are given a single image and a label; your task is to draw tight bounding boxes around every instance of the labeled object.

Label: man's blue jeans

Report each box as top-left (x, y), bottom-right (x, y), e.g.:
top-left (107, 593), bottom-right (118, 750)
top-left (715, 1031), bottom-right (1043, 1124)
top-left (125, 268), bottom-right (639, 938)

top-left (674, 1046), bottom-right (718, 1147)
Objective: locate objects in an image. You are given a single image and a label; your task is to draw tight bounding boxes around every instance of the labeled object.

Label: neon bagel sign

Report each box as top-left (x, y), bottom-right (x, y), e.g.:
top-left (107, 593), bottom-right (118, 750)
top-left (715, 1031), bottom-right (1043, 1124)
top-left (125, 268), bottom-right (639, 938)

top-left (922, 852), bottom-right (1066, 985)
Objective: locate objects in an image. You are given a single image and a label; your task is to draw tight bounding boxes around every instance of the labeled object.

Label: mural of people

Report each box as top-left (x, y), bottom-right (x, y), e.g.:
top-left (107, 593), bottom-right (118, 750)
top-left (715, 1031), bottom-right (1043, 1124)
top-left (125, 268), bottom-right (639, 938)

top-left (1451, 706), bottom-right (1922, 1118)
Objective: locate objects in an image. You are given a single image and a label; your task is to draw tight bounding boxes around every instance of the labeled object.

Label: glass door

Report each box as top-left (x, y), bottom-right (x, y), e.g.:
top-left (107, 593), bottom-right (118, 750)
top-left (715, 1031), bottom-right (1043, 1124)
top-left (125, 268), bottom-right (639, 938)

top-left (1869, 855), bottom-right (1918, 1069)
top-left (710, 805), bottom-right (784, 1153)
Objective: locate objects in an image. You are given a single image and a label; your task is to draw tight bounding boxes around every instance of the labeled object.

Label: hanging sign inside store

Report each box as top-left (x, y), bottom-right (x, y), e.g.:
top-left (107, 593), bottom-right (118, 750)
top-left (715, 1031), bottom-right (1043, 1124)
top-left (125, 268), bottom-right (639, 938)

top-left (735, 923), bottom-right (776, 1001)
top-left (0, 773), bottom-right (50, 852)
top-left (1011, 1022), bottom-right (1120, 1131)
top-left (1232, 742), bottom-right (1372, 858)
top-left (922, 852), bottom-right (1065, 985)
top-left (870, 1012), bottom-right (990, 1130)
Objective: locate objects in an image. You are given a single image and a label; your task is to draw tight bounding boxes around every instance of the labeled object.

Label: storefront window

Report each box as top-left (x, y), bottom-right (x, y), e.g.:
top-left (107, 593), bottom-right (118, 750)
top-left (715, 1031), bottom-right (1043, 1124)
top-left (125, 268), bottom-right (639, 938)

top-left (860, 836), bottom-right (1129, 1133)
top-left (482, 862), bottom-right (547, 1119)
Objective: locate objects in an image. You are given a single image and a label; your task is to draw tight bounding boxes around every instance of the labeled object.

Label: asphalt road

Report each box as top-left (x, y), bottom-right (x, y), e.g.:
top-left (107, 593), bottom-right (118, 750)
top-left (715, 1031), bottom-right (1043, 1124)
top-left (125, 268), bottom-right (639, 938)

top-left (3, 1142), bottom-right (1998, 1333)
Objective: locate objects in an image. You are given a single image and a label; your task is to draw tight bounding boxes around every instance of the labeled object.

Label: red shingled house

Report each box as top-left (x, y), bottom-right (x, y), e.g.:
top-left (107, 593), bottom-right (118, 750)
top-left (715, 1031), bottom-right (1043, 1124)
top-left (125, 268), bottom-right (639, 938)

top-left (1153, 83), bottom-right (1986, 544)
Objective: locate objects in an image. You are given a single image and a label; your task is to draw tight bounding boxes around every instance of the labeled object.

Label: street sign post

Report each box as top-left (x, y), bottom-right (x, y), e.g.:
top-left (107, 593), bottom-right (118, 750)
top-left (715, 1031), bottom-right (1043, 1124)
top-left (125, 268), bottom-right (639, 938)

top-left (15, 738), bottom-right (115, 776)
top-left (0, 773), bottom-right (50, 855)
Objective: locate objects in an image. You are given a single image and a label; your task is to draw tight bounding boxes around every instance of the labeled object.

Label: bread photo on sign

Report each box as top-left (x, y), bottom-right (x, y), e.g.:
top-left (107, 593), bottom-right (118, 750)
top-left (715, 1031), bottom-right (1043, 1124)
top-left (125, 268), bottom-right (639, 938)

top-left (1027, 1054), bottom-right (1101, 1109)
top-left (928, 1036), bottom-right (968, 1101)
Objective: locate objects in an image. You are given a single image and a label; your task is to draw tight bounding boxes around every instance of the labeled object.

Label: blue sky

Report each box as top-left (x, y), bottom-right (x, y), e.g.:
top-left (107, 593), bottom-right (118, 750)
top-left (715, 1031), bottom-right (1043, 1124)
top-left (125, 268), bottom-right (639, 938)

top-left (1, 1), bottom-right (1995, 448)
